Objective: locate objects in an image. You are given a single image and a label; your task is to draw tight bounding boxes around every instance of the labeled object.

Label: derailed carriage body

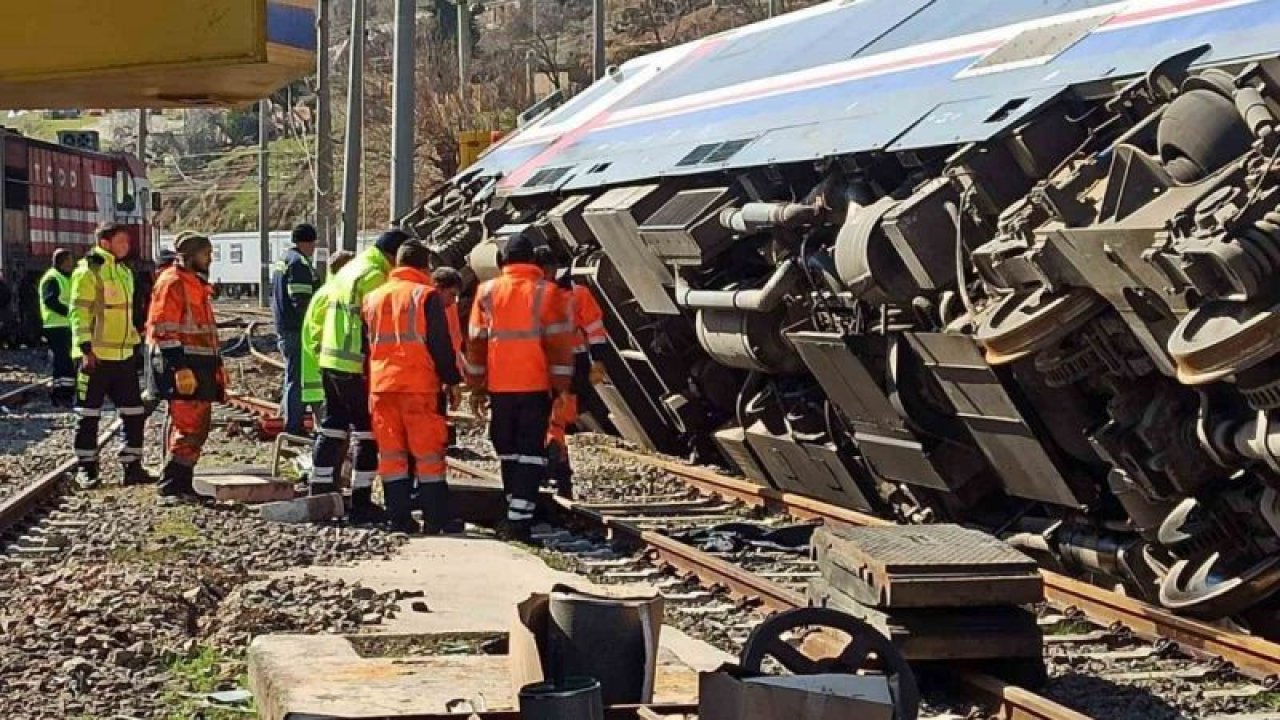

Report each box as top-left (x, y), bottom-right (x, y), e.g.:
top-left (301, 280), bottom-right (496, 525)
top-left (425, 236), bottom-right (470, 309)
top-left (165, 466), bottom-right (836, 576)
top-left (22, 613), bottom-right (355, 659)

top-left (408, 0), bottom-right (1280, 626)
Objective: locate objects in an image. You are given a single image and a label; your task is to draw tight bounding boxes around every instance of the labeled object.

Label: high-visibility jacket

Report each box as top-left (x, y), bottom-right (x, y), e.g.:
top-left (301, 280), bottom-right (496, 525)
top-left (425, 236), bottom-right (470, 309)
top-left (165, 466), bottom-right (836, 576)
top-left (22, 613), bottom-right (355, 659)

top-left (318, 246), bottom-right (391, 374)
top-left (300, 281), bottom-right (336, 404)
top-left (271, 246), bottom-right (317, 332)
top-left (70, 246), bottom-right (141, 360)
top-left (363, 266), bottom-right (462, 395)
top-left (570, 283), bottom-right (608, 359)
top-left (465, 263), bottom-right (575, 394)
top-left (39, 268), bottom-right (71, 329)
top-left (147, 263), bottom-right (224, 401)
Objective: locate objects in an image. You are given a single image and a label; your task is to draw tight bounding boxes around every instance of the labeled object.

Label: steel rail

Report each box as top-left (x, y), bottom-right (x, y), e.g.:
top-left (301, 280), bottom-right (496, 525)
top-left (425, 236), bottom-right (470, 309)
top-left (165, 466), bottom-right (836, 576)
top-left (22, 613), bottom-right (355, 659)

top-left (444, 458), bottom-right (1086, 720)
top-left (0, 379), bottom-right (51, 406)
top-left (0, 418), bottom-right (122, 535)
top-left (245, 321), bottom-right (286, 371)
top-left (605, 447), bottom-right (1280, 684)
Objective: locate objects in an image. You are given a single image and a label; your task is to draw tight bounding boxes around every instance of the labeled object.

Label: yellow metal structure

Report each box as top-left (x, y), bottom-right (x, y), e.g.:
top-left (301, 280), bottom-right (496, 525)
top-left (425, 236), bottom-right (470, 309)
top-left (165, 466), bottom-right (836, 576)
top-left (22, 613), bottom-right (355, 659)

top-left (0, 0), bottom-right (314, 109)
top-left (458, 130), bottom-right (495, 169)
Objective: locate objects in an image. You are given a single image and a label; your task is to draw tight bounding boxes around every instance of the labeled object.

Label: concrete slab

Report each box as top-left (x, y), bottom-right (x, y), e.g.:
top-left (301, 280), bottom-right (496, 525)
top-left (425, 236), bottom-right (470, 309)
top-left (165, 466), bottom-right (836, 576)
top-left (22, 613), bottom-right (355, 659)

top-left (280, 532), bottom-right (734, 665)
top-left (193, 473), bottom-right (295, 503)
top-left (260, 493), bottom-right (344, 523)
top-left (248, 632), bottom-right (706, 720)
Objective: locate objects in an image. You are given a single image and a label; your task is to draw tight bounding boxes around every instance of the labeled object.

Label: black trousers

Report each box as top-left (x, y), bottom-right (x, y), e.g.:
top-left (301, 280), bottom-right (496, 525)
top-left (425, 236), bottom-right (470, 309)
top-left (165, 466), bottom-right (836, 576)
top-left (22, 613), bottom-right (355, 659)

top-left (75, 358), bottom-right (146, 473)
top-left (312, 369), bottom-right (377, 490)
top-left (43, 327), bottom-right (74, 399)
top-left (489, 391), bottom-right (552, 522)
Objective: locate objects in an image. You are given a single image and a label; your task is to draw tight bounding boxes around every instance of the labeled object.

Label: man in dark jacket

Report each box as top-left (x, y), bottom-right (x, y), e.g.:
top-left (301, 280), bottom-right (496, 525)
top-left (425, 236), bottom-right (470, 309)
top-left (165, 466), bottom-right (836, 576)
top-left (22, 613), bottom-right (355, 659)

top-left (271, 223), bottom-right (319, 436)
top-left (40, 249), bottom-right (76, 405)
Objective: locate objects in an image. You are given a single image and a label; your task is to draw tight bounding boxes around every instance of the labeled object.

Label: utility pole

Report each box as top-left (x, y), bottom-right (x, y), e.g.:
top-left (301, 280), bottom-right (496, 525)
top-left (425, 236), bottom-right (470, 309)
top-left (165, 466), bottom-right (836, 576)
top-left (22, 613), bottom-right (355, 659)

top-left (341, 0), bottom-right (365, 251)
top-left (390, 0), bottom-right (415, 223)
top-left (315, 0), bottom-right (333, 254)
top-left (258, 98), bottom-right (271, 308)
top-left (592, 0), bottom-right (605, 80)
top-left (136, 110), bottom-right (147, 167)
top-left (767, 0), bottom-right (777, 17)
top-left (457, 0), bottom-right (471, 104)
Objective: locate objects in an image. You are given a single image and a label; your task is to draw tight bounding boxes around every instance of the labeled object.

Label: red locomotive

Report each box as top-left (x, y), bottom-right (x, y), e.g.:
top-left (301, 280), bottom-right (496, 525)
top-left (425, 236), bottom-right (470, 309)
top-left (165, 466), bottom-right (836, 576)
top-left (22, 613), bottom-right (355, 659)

top-left (0, 128), bottom-right (156, 346)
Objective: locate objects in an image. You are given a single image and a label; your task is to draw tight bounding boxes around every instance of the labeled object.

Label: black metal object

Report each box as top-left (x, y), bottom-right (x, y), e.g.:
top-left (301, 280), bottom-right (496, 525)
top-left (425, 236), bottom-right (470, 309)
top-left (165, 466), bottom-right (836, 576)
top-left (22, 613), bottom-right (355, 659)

top-left (740, 607), bottom-right (920, 720)
top-left (519, 677), bottom-right (605, 720)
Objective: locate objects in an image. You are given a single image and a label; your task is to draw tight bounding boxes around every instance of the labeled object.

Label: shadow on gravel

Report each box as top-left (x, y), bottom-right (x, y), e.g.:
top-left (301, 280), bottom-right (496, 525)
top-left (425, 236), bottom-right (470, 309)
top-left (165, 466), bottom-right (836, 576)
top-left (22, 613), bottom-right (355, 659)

top-left (1044, 671), bottom-right (1200, 720)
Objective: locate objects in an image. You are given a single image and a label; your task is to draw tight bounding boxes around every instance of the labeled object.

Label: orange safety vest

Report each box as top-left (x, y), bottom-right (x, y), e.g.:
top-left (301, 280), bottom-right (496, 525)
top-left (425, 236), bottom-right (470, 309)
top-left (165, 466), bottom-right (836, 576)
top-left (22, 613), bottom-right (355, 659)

top-left (466, 263), bottom-right (574, 393)
top-left (363, 266), bottom-right (444, 395)
top-left (570, 283), bottom-right (607, 355)
top-left (147, 263), bottom-right (223, 399)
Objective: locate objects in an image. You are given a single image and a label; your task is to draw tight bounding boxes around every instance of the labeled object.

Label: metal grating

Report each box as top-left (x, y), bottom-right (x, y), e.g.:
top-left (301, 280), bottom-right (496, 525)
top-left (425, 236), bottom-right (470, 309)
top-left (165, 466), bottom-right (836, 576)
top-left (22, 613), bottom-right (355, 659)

top-left (675, 138), bottom-right (754, 167)
top-left (960, 12), bottom-right (1113, 77)
top-left (642, 187), bottom-right (730, 229)
top-left (676, 143), bottom-right (719, 167)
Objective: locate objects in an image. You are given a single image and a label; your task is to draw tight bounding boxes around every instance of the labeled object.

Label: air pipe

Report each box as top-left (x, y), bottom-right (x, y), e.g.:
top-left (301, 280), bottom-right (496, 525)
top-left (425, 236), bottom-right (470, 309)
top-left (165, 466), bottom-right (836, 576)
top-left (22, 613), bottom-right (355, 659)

top-left (674, 260), bottom-right (801, 312)
top-left (718, 202), bottom-right (822, 234)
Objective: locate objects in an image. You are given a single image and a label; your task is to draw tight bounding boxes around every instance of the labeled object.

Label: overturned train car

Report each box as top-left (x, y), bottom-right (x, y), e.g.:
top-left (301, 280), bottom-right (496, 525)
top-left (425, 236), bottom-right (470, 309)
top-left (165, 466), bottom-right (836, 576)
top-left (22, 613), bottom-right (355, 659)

top-left (406, 0), bottom-right (1280, 630)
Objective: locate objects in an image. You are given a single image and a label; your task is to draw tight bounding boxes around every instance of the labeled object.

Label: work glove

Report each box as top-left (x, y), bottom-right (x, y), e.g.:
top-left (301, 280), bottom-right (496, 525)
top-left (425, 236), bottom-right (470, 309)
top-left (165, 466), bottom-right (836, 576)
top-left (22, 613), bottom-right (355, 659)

top-left (447, 385), bottom-right (463, 411)
top-left (174, 368), bottom-right (198, 396)
top-left (468, 388), bottom-right (489, 418)
top-left (80, 351), bottom-right (98, 374)
top-left (552, 391), bottom-right (570, 421)
top-left (588, 361), bottom-right (607, 385)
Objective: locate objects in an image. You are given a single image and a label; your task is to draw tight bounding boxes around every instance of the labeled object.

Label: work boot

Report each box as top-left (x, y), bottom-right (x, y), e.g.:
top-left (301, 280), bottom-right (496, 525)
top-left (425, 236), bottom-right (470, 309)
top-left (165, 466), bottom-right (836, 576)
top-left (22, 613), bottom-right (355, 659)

top-left (73, 464), bottom-right (101, 490)
top-left (156, 462), bottom-right (196, 499)
top-left (495, 518), bottom-right (533, 544)
top-left (348, 486), bottom-right (386, 525)
top-left (417, 482), bottom-right (463, 535)
top-left (382, 481), bottom-right (419, 533)
top-left (122, 462), bottom-right (156, 487)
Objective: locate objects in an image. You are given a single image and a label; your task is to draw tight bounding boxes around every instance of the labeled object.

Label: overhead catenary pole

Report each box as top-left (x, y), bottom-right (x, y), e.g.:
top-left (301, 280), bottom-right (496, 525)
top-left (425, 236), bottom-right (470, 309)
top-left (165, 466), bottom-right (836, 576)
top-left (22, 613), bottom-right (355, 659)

top-left (340, 0), bottom-right (365, 251)
top-left (592, 0), bottom-right (605, 80)
top-left (315, 0), bottom-right (334, 253)
top-left (457, 0), bottom-right (471, 104)
top-left (390, 0), bottom-right (415, 223)
top-left (767, 0), bottom-right (777, 17)
top-left (258, 99), bottom-right (271, 308)
top-left (136, 109), bottom-right (147, 168)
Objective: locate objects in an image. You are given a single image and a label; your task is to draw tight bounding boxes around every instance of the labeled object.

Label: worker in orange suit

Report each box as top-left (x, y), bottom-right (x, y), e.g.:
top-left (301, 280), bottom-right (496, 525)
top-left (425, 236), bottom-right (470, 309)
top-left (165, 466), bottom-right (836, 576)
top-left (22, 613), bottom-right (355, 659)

top-left (465, 233), bottom-right (575, 542)
top-left (536, 249), bottom-right (609, 500)
top-left (364, 241), bottom-right (464, 534)
top-left (146, 231), bottom-right (226, 500)
top-left (432, 266), bottom-right (465, 452)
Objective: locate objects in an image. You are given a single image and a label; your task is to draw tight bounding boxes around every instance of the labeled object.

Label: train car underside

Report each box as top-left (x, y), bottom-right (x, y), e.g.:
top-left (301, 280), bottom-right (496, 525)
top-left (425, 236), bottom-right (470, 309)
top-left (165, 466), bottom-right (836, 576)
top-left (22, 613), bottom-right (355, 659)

top-left (407, 47), bottom-right (1280, 634)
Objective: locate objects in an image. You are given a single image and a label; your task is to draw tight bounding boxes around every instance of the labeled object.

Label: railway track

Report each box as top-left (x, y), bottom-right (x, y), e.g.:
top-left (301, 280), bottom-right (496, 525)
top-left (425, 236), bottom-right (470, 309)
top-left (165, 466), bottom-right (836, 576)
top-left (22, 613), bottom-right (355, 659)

top-left (218, 392), bottom-right (1280, 718)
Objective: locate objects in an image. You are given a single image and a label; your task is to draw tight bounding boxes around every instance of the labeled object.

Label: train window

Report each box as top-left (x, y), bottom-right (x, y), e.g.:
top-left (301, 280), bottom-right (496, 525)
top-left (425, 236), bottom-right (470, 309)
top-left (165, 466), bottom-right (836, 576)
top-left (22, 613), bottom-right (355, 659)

top-left (115, 169), bottom-right (136, 212)
top-left (230, 244), bottom-right (243, 264)
top-left (213, 245), bottom-right (222, 262)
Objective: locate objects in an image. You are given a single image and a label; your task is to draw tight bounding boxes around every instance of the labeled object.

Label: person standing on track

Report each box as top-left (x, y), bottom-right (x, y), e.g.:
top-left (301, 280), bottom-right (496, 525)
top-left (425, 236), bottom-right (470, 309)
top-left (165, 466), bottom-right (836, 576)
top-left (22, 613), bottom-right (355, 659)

top-left (364, 242), bottom-right (464, 533)
top-left (147, 232), bottom-right (226, 499)
top-left (271, 223), bottom-right (319, 436)
top-left (39, 249), bottom-right (76, 406)
top-left (432, 266), bottom-right (465, 452)
top-left (70, 223), bottom-right (151, 489)
top-left (465, 233), bottom-right (575, 542)
top-left (300, 250), bottom-right (355, 418)
top-left (312, 229), bottom-right (411, 523)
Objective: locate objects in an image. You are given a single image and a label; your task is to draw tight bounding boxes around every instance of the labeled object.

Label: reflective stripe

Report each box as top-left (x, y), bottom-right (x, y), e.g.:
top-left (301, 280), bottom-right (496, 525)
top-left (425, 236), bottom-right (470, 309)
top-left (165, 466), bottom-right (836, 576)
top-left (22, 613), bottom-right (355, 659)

top-left (550, 364), bottom-right (573, 377)
top-left (156, 339), bottom-right (182, 349)
top-left (507, 510), bottom-right (535, 521)
top-left (462, 359), bottom-right (486, 375)
top-left (416, 473), bottom-right (445, 484)
top-left (498, 454), bottom-right (518, 462)
top-left (583, 320), bottom-right (605, 334)
top-left (351, 470), bottom-right (376, 489)
top-left (468, 326), bottom-right (489, 340)
top-left (543, 321), bottom-right (573, 335)
top-left (75, 448), bottom-right (98, 458)
top-left (318, 427), bottom-right (349, 439)
top-left (488, 328), bottom-right (544, 341)
top-left (510, 498), bottom-right (537, 511)
top-left (311, 466), bottom-right (335, 482)
top-left (117, 406), bottom-right (147, 416)
top-left (287, 283), bottom-right (314, 295)
top-left (76, 407), bottom-right (102, 417)
top-left (380, 449), bottom-right (409, 461)
top-left (351, 431), bottom-right (375, 441)
top-left (320, 347), bottom-right (365, 364)
top-left (515, 455), bottom-right (547, 467)
top-left (184, 346), bottom-right (217, 356)
top-left (589, 338), bottom-right (608, 345)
